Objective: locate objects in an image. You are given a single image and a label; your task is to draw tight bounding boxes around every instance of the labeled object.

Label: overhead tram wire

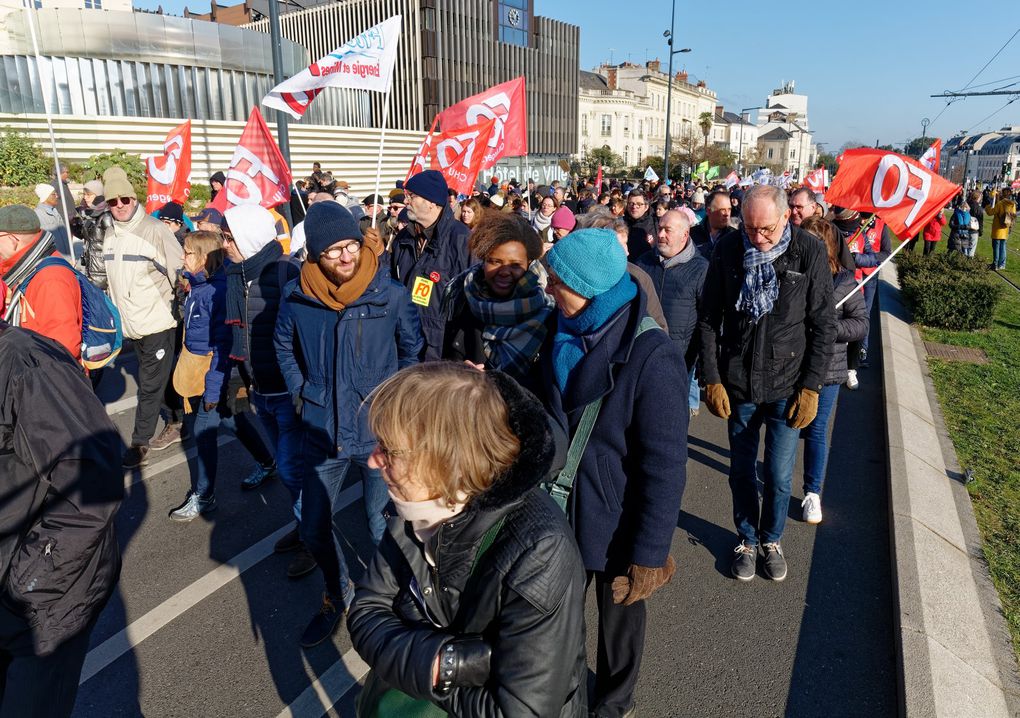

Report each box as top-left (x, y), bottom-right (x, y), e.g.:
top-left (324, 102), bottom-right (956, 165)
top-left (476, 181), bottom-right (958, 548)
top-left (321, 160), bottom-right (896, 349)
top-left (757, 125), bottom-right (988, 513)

top-left (965, 95), bottom-right (1019, 133)
top-left (928, 27), bottom-right (1020, 129)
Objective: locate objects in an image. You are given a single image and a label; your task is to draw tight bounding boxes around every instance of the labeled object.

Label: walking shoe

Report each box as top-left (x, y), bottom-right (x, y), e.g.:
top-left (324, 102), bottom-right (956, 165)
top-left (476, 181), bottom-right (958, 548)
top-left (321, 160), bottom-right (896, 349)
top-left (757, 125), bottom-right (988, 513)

top-left (122, 445), bottom-right (149, 469)
top-left (241, 462), bottom-right (277, 490)
top-left (274, 526), bottom-right (302, 553)
top-left (761, 542), bottom-right (788, 581)
top-left (846, 369), bottom-right (859, 391)
top-left (859, 346), bottom-right (870, 369)
top-left (287, 545), bottom-right (318, 579)
top-left (300, 593), bottom-right (346, 648)
top-left (149, 422), bottom-right (182, 451)
top-left (169, 493), bottom-right (217, 522)
top-left (689, 405), bottom-right (700, 418)
top-left (802, 492), bottom-right (823, 524)
top-left (731, 542), bottom-right (757, 581)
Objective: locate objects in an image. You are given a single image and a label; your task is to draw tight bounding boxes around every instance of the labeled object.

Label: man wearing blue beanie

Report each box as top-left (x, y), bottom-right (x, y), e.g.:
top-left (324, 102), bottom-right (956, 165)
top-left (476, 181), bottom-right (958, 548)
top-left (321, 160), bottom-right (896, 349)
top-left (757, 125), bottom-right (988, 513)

top-left (540, 227), bottom-right (688, 718)
top-left (389, 169), bottom-right (471, 359)
top-left (275, 200), bottom-right (423, 648)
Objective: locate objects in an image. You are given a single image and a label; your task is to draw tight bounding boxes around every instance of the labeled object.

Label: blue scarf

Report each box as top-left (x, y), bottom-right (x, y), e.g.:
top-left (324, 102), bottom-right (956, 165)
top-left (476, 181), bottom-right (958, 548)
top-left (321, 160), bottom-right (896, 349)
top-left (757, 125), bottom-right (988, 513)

top-left (552, 275), bottom-right (637, 395)
top-left (737, 222), bottom-right (792, 323)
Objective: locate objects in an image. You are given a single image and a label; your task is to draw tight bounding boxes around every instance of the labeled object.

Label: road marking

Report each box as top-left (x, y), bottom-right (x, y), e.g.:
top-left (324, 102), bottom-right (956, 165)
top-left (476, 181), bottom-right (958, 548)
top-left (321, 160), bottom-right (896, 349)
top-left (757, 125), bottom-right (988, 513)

top-left (105, 396), bottom-right (139, 415)
top-left (124, 435), bottom-right (237, 488)
top-left (79, 482), bottom-right (364, 684)
top-left (274, 649), bottom-right (371, 718)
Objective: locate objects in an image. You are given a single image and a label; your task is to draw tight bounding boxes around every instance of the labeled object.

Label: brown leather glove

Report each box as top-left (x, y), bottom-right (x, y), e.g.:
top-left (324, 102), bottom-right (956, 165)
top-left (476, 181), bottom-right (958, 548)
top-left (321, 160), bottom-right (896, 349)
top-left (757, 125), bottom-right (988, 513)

top-left (610, 556), bottom-right (677, 606)
top-left (704, 383), bottom-right (731, 419)
top-left (362, 226), bottom-right (384, 257)
top-left (786, 387), bottom-right (820, 429)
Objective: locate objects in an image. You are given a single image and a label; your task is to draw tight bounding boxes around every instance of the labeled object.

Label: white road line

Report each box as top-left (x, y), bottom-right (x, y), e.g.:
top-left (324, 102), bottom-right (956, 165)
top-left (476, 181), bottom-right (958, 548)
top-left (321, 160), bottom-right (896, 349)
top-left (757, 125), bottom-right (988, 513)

top-left (105, 396), bottom-right (139, 415)
top-left (274, 649), bottom-right (371, 718)
top-left (79, 482), bottom-right (364, 684)
top-left (124, 435), bottom-right (237, 488)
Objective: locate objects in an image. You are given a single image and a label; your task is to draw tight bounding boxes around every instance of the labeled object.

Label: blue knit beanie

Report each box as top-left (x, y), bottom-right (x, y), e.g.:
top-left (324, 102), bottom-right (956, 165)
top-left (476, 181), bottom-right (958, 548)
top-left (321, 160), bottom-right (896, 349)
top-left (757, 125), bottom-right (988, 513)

top-left (405, 170), bottom-right (449, 207)
top-left (545, 228), bottom-right (627, 299)
top-left (304, 201), bottom-right (362, 262)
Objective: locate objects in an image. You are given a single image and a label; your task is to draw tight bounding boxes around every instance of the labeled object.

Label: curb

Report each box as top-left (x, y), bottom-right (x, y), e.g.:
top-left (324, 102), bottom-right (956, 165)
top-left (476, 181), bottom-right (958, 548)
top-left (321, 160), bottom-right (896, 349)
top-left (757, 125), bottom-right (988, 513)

top-left (879, 266), bottom-right (1020, 717)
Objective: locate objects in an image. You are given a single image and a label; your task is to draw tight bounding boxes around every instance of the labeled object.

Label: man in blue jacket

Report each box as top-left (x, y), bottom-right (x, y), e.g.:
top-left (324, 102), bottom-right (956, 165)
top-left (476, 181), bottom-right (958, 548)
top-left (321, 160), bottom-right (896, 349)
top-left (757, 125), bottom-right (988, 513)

top-left (390, 170), bottom-right (471, 360)
top-left (275, 202), bottom-right (423, 648)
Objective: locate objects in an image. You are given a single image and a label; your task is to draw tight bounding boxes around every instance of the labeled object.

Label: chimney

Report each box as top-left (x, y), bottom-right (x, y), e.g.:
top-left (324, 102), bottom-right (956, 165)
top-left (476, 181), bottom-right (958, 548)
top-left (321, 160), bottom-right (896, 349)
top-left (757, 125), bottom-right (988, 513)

top-left (210, 0), bottom-right (217, 20)
top-left (606, 68), bottom-right (617, 91)
top-left (676, 70), bottom-right (688, 83)
top-left (696, 80), bottom-right (706, 88)
top-left (715, 105), bottom-right (724, 118)
top-left (646, 59), bottom-right (661, 73)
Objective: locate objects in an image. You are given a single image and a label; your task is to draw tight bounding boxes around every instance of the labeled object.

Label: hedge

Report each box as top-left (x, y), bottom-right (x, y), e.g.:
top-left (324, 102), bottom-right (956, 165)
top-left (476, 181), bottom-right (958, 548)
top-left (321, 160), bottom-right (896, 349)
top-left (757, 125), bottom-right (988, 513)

top-left (897, 251), bottom-right (1004, 331)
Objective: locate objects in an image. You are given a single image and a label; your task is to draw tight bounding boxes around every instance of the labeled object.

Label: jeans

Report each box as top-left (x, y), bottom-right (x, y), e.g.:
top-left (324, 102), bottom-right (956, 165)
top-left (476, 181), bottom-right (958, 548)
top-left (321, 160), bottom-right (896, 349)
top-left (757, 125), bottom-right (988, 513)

top-left (727, 399), bottom-right (801, 545)
top-left (800, 383), bottom-right (840, 495)
top-left (687, 364), bottom-right (699, 412)
top-left (300, 453), bottom-right (388, 605)
top-left (992, 239), bottom-right (1007, 268)
top-left (182, 397), bottom-right (274, 498)
top-left (252, 392), bottom-right (304, 520)
top-left (861, 278), bottom-right (877, 353)
top-left (132, 327), bottom-right (176, 446)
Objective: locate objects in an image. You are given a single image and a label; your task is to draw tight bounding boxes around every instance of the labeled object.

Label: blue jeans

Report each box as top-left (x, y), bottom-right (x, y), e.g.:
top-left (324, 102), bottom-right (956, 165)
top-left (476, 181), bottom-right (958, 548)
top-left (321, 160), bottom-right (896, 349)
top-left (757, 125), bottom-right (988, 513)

top-left (252, 392), bottom-right (304, 520)
top-left (727, 399), bottom-right (801, 545)
top-left (992, 239), bottom-right (1007, 268)
top-left (183, 398), bottom-right (274, 498)
top-left (800, 383), bottom-right (840, 495)
top-left (300, 453), bottom-right (388, 605)
top-left (861, 278), bottom-right (877, 353)
top-left (688, 364), bottom-right (699, 412)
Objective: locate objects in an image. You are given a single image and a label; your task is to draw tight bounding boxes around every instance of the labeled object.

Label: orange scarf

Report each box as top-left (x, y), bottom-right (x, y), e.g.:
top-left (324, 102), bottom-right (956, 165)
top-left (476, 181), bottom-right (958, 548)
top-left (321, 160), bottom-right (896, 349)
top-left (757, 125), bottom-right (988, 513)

top-left (299, 243), bottom-right (378, 312)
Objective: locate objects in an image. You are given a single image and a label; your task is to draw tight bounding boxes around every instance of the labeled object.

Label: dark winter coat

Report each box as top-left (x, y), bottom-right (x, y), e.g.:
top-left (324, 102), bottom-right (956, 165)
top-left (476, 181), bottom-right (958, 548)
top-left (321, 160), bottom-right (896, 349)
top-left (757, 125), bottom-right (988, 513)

top-left (624, 210), bottom-right (658, 259)
top-left (390, 205), bottom-right (472, 360)
top-left (690, 222), bottom-right (729, 259)
top-left (698, 225), bottom-right (836, 404)
top-left (239, 258), bottom-right (298, 396)
top-left (348, 372), bottom-right (587, 717)
top-left (182, 267), bottom-right (231, 405)
top-left (0, 323), bottom-right (123, 657)
top-left (274, 264), bottom-right (423, 459)
top-left (825, 271), bottom-right (869, 386)
top-left (540, 284), bottom-right (688, 573)
top-left (633, 246), bottom-right (709, 371)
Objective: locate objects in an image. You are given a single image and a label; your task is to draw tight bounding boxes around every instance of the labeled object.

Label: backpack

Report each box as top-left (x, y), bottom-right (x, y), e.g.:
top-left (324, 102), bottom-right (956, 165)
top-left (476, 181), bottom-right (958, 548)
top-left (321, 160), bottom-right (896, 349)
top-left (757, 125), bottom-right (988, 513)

top-left (5, 256), bottom-right (123, 370)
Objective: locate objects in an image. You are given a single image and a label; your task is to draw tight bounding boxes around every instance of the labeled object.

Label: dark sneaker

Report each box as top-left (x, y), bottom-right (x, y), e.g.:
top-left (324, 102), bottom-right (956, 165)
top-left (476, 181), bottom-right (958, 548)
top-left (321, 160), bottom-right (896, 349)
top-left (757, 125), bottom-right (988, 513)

top-left (149, 422), bottom-right (182, 451)
top-left (731, 542), bottom-right (757, 581)
top-left (300, 593), bottom-right (345, 648)
top-left (241, 462), bottom-right (277, 490)
top-left (761, 542), bottom-right (788, 581)
top-left (122, 445), bottom-right (149, 469)
top-left (275, 526), bottom-right (302, 553)
top-left (287, 545), bottom-right (318, 579)
top-left (169, 493), bottom-right (217, 522)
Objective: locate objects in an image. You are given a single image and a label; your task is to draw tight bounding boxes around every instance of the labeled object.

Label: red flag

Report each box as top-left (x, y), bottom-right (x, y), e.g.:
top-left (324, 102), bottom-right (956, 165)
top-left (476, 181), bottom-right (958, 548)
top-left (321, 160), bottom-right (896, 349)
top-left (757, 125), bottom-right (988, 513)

top-left (803, 167), bottom-right (825, 194)
top-left (594, 166), bottom-right (603, 194)
top-left (919, 138), bottom-right (941, 173)
top-left (430, 118), bottom-right (498, 197)
top-left (438, 77), bottom-right (527, 167)
top-left (210, 108), bottom-right (292, 213)
top-left (825, 148), bottom-right (960, 239)
top-left (146, 121), bottom-right (192, 214)
top-left (406, 114), bottom-right (439, 182)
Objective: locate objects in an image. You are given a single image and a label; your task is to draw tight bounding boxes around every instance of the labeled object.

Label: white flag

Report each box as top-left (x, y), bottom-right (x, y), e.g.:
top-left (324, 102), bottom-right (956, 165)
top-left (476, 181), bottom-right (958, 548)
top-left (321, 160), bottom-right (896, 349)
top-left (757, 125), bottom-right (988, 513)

top-left (262, 15), bottom-right (401, 120)
top-left (644, 166), bottom-right (660, 182)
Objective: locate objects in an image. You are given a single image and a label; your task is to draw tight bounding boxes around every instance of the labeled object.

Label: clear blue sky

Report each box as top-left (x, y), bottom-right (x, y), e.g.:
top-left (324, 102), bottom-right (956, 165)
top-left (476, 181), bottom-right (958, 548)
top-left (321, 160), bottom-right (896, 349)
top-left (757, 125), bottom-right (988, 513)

top-left (135, 0), bottom-right (1020, 152)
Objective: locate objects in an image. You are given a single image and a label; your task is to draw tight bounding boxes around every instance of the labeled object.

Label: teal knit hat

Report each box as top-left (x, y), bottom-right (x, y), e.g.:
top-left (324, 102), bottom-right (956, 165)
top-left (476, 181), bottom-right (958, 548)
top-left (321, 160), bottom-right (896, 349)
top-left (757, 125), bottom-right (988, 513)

top-left (545, 228), bottom-right (627, 299)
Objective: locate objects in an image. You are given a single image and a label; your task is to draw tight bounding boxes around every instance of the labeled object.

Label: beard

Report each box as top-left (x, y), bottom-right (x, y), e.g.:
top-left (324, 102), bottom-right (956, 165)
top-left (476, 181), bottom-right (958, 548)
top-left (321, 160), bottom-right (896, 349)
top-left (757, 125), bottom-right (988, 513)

top-left (320, 253), bottom-right (361, 285)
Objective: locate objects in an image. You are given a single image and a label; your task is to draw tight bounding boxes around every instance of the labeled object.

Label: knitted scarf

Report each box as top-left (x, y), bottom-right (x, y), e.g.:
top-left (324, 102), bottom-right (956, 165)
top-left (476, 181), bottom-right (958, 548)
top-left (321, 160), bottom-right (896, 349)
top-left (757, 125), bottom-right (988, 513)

top-left (225, 240), bottom-right (283, 361)
top-left (552, 275), bottom-right (637, 395)
top-left (532, 210), bottom-right (553, 234)
top-left (737, 222), bottom-right (792, 323)
top-left (463, 264), bottom-right (554, 381)
top-left (299, 243), bottom-right (378, 312)
top-left (0, 233), bottom-right (56, 292)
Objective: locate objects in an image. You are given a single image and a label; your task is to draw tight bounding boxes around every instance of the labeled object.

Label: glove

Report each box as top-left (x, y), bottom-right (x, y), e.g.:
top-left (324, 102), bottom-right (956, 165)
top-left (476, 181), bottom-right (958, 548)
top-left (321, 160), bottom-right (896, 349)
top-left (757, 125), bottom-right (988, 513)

top-left (292, 393), bottom-right (303, 414)
top-left (611, 556), bottom-right (677, 606)
top-left (704, 383), bottom-right (731, 419)
top-left (362, 226), bottom-right (384, 257)
top-left (786, 387), bottom-right (819, 429)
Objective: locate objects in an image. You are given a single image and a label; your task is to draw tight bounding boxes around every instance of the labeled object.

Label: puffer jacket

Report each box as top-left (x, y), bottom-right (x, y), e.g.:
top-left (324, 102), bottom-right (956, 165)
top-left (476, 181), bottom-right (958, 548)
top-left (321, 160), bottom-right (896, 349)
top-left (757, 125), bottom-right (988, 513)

top-left (238, 257), bottom-right (298, 396)
top-left (72, 206), bottom-right (114, 290)
top-left (633, 245), bottom-right (709, 371)
top-left (182, 267), bottom-right (231, 405)
top-left (348, 372), bottom-right (587, 717)
top-left (824, 271), bottom-right (869, 386)
top-left (103, 206), bottom-right (183, 339)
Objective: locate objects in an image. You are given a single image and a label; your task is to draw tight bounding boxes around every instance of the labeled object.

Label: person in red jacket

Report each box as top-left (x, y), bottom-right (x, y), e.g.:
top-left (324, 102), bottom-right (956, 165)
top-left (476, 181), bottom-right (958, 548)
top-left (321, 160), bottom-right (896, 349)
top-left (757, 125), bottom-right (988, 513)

top-left (920, 208), bottom-right (947, 257)
top-left (0, 205), bottom-right (81, 361)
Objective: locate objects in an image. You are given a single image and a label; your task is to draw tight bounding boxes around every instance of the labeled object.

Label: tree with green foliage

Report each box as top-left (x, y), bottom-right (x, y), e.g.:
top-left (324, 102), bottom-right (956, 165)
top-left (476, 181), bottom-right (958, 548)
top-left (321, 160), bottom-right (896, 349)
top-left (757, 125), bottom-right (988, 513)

top-left (81, 150), bottom-right (147, 198)
top-left (904, 136), bottom-right (937, 159)
top-left (698, 111), bottom-right (714, 148)
top-left (574, 145), bottom-right (624, 177)
top-left (0, 128), bottom-right (53, 187)
top-left (817, 151), bottom-right (839, 173)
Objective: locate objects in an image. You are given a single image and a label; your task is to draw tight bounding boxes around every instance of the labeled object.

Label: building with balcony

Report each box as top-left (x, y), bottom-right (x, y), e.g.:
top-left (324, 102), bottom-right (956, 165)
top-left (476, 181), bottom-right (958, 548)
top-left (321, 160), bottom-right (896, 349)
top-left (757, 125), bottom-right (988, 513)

top-left (754, 81), bottom-right (816, 178)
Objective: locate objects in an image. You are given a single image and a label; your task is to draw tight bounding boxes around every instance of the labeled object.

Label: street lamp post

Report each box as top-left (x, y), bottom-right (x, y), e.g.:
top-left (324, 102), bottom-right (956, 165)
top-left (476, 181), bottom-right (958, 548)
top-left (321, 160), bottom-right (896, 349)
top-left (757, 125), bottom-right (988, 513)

top-left (662, 3), bottom-right (691, 186)
top-left (736, 105), bottom-right (762, 175)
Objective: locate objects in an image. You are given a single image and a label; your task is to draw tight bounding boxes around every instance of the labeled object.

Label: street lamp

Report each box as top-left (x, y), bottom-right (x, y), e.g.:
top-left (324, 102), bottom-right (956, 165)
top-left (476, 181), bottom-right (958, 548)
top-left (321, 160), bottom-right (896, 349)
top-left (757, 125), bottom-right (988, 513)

top-left (736, 105), bottom-right (762, 175)
top-left (662, 5), bottom-right (691, 186)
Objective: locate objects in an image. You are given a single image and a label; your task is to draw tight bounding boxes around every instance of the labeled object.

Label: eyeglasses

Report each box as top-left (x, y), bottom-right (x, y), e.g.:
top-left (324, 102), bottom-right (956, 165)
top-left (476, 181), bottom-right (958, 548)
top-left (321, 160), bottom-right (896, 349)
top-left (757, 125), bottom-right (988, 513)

top-left (183, 250), bottom-right (197, 257)
top-left (376, 442), bottom-right (412, 461)
top-left (320, 241), bottom-right (362, 260)
top-left (627, 201), bottom-right (646, 208)
top-left (107, 197), bottom-right (135, 208)
top-left (744, 221), bottom-right (781, 237)
top-left (160, 217), bottom-right (182, 226)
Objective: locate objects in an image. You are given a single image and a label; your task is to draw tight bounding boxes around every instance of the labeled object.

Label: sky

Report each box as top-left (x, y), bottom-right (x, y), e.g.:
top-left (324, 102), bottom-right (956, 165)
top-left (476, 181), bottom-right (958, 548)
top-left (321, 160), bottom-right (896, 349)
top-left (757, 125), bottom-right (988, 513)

top-left (135, 0), bottom-right (1020, 153)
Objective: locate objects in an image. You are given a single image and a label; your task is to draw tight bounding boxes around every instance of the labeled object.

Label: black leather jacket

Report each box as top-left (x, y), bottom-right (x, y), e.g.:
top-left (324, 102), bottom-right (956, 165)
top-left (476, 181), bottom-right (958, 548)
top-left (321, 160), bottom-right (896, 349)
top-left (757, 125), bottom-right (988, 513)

top-left (348, 373), bottom-right (587, 717)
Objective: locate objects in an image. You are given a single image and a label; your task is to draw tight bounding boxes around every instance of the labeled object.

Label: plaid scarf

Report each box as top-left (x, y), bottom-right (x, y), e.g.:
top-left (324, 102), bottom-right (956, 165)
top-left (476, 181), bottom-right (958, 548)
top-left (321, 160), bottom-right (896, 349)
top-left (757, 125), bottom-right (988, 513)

top-left (737, 222), bottom-right (792, 323)
top-left (463, 264), bottom-right (554, 382)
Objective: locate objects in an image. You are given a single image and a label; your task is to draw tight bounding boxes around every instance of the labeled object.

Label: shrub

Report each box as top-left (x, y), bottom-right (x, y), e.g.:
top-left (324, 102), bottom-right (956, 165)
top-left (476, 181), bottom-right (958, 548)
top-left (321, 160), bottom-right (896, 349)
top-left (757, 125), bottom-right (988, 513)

top-left (188, 182), bottom-right (211, 206)
top-left (80, 150), bottom-right (147, 199)
top-left (0, 186), bottom-right (41, 208)
top-left (897, 252), bottom-right (1004, 331)
top-left (0, 128), bottom-right (53, 187)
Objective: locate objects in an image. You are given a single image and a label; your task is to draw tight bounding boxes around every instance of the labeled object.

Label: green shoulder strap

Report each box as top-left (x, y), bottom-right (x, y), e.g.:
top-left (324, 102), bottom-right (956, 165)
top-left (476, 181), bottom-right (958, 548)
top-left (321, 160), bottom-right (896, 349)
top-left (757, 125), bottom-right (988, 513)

top-left (470, 517), bottom-right (506, 575)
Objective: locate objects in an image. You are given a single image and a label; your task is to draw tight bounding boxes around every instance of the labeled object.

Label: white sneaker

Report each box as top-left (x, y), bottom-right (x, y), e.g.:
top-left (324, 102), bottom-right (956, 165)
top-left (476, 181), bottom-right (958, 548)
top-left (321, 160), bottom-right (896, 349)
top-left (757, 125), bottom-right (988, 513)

top-left (846, 369), bottom-right (859, 390)
top-left (802, 492), bottom-right (822, 524)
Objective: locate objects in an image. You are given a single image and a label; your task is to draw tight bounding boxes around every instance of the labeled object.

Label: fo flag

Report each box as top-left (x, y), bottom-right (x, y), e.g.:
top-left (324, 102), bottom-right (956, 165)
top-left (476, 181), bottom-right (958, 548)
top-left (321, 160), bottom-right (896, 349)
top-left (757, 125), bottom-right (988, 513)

top-left (431, 118), bottom-right (498, 196)
top-left (145, 121), bottom-right (191, 213)
top-left (406, 114), bottom-right (439, 182)
top-left (209, 108), bottom-right (292, 212)
top-left (825, 148), bottom-right (960, 239)
top-left (262, 15), bottom-right (401, 120)
top-left (438, 77), bottom-right (527, 167)
top-left (919, 138), bottom-right (942, 173)
top-left (723, 171), bottom-right (739, 189)
top-left (803, 167), bottom-right (825, 194)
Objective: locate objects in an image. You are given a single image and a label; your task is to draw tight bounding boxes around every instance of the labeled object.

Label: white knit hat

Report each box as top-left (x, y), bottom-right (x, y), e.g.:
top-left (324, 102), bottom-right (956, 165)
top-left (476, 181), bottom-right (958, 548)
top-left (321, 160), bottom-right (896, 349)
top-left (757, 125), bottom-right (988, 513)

top-left (34, 183), bottom-right (55, 203)
top-left (224, 204), bottom-right (277, 260)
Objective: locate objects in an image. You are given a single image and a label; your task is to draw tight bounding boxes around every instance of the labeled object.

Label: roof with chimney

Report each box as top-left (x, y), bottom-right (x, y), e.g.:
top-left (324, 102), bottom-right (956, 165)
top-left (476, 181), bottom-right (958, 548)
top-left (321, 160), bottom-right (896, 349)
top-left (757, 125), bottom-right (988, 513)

top-left (760, 127), bottom-right (793, 141)
top-left (580, 70), bottom-right (609, 91)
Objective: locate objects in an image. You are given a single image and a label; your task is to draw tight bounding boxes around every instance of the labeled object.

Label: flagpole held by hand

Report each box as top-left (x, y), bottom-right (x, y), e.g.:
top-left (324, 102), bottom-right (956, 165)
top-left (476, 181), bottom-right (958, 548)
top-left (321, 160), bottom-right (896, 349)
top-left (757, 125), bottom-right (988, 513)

top-left (372, 87), bottom-right (393, 230)
top-left (834, 238), bottom-right (910, 309)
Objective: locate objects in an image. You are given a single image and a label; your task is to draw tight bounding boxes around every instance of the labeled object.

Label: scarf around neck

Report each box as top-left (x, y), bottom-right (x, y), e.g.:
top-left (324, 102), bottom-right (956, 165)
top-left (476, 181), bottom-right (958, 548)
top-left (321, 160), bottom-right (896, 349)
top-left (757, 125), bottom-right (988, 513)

top-left (0, 233), bottom-right (56, 292)
top-left (737, 222), bottom-right (792, 323)
top-left (225, 240), bottom-right (283, 361)
top-left (300, 242), bottom-right (378, 312)
top-left (660, 237), bottom-right (697, 269)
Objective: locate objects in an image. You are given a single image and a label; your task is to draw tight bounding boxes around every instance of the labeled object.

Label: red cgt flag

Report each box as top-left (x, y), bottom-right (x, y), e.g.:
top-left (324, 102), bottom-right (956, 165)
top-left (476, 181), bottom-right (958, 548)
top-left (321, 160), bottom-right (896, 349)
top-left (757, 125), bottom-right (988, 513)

top-left (803, 167), bottom-right (825, 194)
top-left (438, 77), bottom-right (527, 168)
top-left (210, 108), bottom-right (292, 213)
top-left (825, 148), bottom-right (960, 239)
top-left (594, 166), bottom-right (603, 194)
top-left (146, 120), bottom-right (192, 214)
top-left (406, 114), bottom-right (439, 183)
top-left (429, 117), bottom-right (498, 197)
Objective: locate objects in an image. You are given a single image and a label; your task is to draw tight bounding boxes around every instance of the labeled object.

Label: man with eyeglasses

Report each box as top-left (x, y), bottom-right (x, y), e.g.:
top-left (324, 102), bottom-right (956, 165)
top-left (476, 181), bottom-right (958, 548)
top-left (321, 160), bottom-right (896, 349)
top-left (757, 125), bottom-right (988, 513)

top-left (101, 167), bottom-right (184, 469)
top-left (275, 201), bottom-right (422, 648)
top-left (698, 184), bottom-right (835, 582)
top-left (691, 189), bottom-right (737, 259)
top-left (624, 189), bottom-right (658, 258)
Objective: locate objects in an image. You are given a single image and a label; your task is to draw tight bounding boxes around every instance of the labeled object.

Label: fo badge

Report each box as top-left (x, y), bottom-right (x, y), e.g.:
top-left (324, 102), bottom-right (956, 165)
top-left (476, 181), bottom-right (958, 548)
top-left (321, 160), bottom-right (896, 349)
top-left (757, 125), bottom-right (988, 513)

top-left (411, 276), bottom-right (435, 307)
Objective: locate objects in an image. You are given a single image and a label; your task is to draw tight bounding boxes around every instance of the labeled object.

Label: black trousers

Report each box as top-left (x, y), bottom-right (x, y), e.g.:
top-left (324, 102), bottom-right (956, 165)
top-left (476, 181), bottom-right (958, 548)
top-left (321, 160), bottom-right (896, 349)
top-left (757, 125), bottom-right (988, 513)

top-left (132, 327), bottom-right (177, 447)
top-left (587, 571), bottom-right (647, 718)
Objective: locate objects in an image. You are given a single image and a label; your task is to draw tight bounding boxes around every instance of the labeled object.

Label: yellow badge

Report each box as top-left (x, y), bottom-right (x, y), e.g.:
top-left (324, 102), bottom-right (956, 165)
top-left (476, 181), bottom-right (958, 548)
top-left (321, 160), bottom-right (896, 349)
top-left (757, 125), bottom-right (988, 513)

top-left (411, 276), bottom-right (435, 307)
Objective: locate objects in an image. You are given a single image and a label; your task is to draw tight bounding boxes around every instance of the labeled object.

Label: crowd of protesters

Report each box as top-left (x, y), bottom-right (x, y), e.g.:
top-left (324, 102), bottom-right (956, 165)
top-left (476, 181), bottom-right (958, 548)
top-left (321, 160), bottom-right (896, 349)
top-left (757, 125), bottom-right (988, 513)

top-left (1, 154), bottom-right (1017, 718)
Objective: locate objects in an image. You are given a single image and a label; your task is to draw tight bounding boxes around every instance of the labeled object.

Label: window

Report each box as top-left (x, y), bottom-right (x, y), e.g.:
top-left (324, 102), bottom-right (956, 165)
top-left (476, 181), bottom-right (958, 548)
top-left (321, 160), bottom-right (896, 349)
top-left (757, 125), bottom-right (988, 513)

top-left (624, 146), bottom-right (630, 166)
top-left (623, 115), bottom-right (630, 136)
top-left (497, 0), bottom-right (530, 48)
top-left (84, 0), bottom-right (103, 8)
top-left (790, 149), bottom-right (796, 159)
top-left (767, 148), bottom-right (774, 159)
top-left (601, 114), bottom-right (612, 137)
top-left (581, 114), bottom-right (588, 136)
top-left (638, 119), bottom-right (643, 139)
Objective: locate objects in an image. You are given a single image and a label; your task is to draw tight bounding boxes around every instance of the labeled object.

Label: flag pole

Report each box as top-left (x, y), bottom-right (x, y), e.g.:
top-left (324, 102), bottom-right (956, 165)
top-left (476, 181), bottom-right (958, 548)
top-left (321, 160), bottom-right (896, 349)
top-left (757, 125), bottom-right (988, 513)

top-left (835, 238), bottom-right (911, 309)
top-left (292, 180), bottom-right (306, 214)
top-left (371, 88), bottom-right (393, 230)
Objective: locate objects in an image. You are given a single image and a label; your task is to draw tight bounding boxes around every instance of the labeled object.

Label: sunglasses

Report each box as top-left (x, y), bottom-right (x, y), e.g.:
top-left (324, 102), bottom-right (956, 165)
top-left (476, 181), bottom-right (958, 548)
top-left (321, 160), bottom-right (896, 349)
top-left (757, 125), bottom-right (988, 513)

top-left (107, 196), bottom-right (135, 208)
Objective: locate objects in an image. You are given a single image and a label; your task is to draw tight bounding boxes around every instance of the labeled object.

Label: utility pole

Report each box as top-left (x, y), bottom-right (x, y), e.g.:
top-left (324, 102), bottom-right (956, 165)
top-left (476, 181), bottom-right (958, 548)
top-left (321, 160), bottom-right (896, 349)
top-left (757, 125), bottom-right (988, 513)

top-left (921, 117), bottom-right (930, 139)
top-left (661, 3), bottom-right (691, 186)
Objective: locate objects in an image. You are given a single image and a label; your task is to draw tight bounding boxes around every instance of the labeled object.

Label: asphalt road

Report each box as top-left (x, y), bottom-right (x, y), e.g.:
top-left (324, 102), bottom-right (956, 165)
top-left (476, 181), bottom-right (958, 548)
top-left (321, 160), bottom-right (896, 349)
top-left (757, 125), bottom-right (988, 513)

top-left (74, 317), bottom-right (896, 717)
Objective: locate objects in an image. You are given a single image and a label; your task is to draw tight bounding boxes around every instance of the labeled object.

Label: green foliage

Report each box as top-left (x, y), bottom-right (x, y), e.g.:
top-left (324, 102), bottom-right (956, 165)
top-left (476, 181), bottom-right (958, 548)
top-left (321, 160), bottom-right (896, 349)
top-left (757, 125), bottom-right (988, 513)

top-left (0, 186), bottom-right (41, 208)
top-left (697, 111), bottom-right (713, 146)
top-left (0, 128), bottom-right (53, 187)
top-left (897, 251), bottom-right (1004, 330)
top-left (188, 182), bottom-right (211, 206)
top-left (80, 150), bottom-right (147, 198)
top-left (904, 136), bottom-right (936, 159)
top-left (573, 146), bottom-right (624, 176)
